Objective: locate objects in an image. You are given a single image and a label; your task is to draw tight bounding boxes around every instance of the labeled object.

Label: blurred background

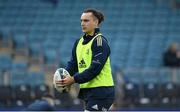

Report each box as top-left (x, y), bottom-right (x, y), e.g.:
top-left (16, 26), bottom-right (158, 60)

top-left (0, 0), bottom-right (180, 111)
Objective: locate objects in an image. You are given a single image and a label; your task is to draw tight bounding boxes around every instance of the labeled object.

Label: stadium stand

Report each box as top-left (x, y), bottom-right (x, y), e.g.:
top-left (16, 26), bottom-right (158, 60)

top-left (0, 0), bottom-right (180, 110)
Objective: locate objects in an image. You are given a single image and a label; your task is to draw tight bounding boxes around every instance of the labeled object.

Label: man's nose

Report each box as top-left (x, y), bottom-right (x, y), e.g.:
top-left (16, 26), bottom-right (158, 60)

top-left (81, 22), bottom-right (84, 26)
top-left (81, 21), bottom-right (85, 26)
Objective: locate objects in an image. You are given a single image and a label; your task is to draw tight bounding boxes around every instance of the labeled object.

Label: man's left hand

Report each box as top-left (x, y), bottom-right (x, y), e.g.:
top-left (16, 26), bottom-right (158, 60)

top-left (58, 75), bottom-right (75, 86)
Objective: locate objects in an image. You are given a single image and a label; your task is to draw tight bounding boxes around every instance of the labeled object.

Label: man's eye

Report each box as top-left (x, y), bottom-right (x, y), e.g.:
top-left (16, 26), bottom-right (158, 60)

top-left (81, 19), bottom-right (89, 23)
top-left (84, 20), bottom-right (89, 22)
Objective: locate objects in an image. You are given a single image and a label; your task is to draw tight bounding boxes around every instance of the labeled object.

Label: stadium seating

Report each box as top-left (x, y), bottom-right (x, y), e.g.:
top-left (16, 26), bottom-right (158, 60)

top-left (32, 84), bottom-right (50, 99)
top-left (9, 71), bottom-right (29, 87)
top-left (141, 69), bottom-right (160, 100)
top-left (160, 83), bottom-right (177, 99)
top-left (123, 83), bottom-right (140, 107)
top-left (10, 85), bottom-right (32, 110)
top-left (0, 71), bottom-right (3, 85)
top-left (0, 86), bottom-right (12, 108)
top-left (28, 42), bottom-right (43, 57)
top-left (12, 33), bottom-right (28, 50)
top-left (28, 71), bottom-right (45, 87)
top-left (11, 60), bottom-right (28, 72)
top-left (142, 83), bottom-right (159, 104)
top-left (0, 53), bottom-right (12, 71)
top-left (1, 0), bottom-right (179, 69)
top-left (0, 0), bottom-right (180, 110)
top-left (12, 85), bottom-right (32, 102)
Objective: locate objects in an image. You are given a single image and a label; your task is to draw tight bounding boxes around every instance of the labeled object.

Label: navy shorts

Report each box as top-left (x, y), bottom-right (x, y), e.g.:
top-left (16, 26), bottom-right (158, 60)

top-left (84, 99), bottom-right (114, 111)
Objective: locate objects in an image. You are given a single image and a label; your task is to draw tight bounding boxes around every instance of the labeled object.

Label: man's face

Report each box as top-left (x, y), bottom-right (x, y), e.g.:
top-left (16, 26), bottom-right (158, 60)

top-left (81, 12), bottom-right (98, 34)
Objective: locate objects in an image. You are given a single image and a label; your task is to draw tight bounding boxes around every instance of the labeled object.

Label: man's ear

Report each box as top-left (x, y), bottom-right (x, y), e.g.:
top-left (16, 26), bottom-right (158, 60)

top-left (94, 19), bottom-right (99, 27)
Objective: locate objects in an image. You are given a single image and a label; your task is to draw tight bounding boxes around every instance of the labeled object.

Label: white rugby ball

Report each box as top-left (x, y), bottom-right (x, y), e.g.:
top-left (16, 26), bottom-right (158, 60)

top-left (53, 68), bottom-right (71, 93)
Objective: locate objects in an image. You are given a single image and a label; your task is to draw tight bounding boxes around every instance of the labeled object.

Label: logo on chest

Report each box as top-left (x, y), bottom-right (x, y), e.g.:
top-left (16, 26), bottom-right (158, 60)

top-left (79, 58), bottom-right (87, 68)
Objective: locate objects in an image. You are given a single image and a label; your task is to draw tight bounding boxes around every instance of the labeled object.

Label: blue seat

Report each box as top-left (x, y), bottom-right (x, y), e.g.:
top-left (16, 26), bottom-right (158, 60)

top-left (160, 83), bottom-right (177, 99)
top-left (32, 84), bottom-right (50, 99)
top-left (58, 39), bottom-right (73, 64)
top-left (141, 69), bottom-right (160, 105)
top-left (0, 27), bottom-right (11, 47)
top-left (0, 86), bottom-right (12, 108)
top-left (43, 39), bottom-right (60, 50)
top-left (159, 68), bottom-right (172, 84)
top-left (28, 32), bottom-right (45, 43)
top-left (141, 69), bottom-right (159, 84)
top-left (28, 71), bottom-right (45, 87)
top-left (123, 82), bottom-right (140, 106)
top-left (29, 42), bottom-right (43, 57)
top-left (43, 49), bottom-right (58, 64)
top-left (11, 60), bottom-right (28, 72)
top-left (0, 71), bottom-right (3, 85)
top-left (123, 69), bottom-right (142, 84)
top-left (143, 83), bottom-right (159, 99)
top-left (176, 85), bottom-right (180, 101)
top-left (9, 71), bottom-right (28, 87)
top-left (13, 33), bottom-right (28, 49)
top-left (0, 54), bottom-right (12, 71)
top-left (12, 84), bottom-right (32, 102)
top-left (126, 58), bottom-right (144, 68)
top-left (176, 69), bottom-right (180, 85)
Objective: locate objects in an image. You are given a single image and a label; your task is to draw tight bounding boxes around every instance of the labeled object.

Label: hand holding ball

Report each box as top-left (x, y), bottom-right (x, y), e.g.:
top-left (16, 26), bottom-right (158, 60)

top-left (53, 68), bottom-right (71, 93)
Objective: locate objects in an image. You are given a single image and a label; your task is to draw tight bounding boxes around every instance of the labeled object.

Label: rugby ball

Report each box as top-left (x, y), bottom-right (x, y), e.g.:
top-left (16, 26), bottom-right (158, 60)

top-left (53, 68), bottom-right (71, 93)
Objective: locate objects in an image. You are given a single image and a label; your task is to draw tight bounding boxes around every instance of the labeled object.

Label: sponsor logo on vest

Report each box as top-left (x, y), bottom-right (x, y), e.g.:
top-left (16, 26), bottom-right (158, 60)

top-left (86, 49), bottom-right (89, 55)
top-left (79, 59), bottom-right (86, 68)
top-left (91, 104), bottom-right (98, 110)
top-left (102, 107), bottom-right (108, 111)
